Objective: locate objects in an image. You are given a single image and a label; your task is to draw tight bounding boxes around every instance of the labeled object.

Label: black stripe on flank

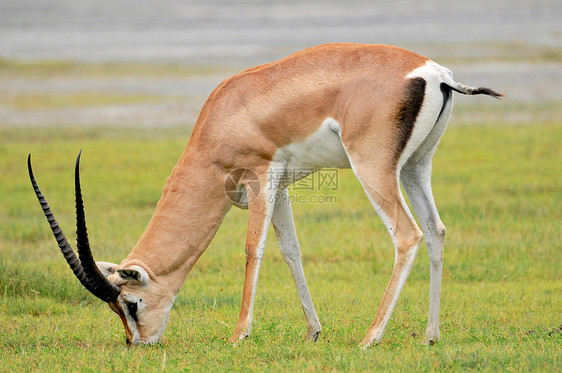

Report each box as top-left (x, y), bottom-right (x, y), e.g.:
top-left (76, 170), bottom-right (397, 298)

top-left (394, 77), bottom-right (426, 165)
top-left (439, 82), bottom-right (452, 119)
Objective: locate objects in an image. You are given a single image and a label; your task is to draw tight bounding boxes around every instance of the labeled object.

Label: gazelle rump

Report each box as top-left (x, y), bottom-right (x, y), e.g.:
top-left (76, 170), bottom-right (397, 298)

top-left (29, 43), bottom-right (502, 347)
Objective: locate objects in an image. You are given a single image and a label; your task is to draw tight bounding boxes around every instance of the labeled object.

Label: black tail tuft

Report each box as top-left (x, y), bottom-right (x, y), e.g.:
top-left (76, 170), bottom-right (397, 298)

top-left (445, 81), bottom-right (504, 99)
top-left (470, 87), bottom-right (504, 99)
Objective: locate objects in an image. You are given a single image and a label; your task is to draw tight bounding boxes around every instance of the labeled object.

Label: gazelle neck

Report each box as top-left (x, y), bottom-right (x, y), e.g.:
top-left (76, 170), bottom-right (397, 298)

top-left (120, 147), bottom-right (232, 296)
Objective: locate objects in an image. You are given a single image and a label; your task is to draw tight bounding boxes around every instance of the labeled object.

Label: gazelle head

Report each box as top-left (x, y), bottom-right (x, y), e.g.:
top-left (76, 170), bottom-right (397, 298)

top-left (28, 153), bottom-right (175, 345)
top-left (98, 262), bottom-right (176, 345)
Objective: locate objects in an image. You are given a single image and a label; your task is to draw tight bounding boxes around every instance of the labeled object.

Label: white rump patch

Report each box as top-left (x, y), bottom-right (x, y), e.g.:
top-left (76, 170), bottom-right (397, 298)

top-left (397, 61), bottom-right (452, 169)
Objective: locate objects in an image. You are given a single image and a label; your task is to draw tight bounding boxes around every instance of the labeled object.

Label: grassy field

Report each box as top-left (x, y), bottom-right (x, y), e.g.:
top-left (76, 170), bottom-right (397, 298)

top-left (1, 75), bottom-right (561, 370)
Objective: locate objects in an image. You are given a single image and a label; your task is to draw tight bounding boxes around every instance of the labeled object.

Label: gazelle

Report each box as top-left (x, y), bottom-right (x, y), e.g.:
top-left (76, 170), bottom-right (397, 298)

top-left (29, 43), bottom-right (501, 347)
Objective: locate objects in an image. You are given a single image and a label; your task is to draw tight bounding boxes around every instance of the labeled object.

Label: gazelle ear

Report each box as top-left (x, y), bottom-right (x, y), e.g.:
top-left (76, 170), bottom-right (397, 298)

top-left (96, 261), bottom-right (119, 278)
top-left (117, 265), bottom-right (150, 286)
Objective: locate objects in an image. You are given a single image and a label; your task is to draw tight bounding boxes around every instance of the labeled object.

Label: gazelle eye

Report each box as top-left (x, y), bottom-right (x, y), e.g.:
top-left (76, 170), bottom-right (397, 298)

top-left (127, 302), bottom-right (138, 322)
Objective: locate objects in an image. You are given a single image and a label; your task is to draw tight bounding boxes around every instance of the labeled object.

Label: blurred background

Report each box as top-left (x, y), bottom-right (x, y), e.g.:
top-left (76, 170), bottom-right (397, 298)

top-left (1, 0), bottom-right (560, 129)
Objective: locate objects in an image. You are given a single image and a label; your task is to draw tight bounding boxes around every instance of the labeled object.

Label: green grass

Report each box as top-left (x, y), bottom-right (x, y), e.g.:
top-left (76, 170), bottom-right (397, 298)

top-left (1, 119), bottom-right (561, 371)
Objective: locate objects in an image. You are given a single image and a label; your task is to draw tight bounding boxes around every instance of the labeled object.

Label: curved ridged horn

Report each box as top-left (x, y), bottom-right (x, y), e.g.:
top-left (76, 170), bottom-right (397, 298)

top-left (28, 153), bottom-right (120, 303)
top-left (73, 151), bottom-right (121, 302)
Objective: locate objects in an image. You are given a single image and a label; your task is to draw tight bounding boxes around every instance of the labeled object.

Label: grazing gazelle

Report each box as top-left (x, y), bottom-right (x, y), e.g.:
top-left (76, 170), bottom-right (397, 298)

top-left (28, 43), bottom-right (501, 347)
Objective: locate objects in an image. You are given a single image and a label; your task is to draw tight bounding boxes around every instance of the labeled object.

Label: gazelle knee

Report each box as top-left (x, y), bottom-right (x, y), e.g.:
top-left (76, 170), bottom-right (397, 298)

top-left (395, 226), bottom-right (423, 259)
top-left (436, 222), bottom-right (446, 239)
top-left (406, 226), bottom-right (424, 250)
top-left (414, 227), bottom-right (424, 246)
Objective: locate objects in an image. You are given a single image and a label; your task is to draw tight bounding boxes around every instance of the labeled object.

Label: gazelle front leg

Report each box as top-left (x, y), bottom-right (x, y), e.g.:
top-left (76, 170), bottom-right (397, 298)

top-left (230, 170), bottom-right (278, 343)
top-left (271, 188), bottom-right (322, 341)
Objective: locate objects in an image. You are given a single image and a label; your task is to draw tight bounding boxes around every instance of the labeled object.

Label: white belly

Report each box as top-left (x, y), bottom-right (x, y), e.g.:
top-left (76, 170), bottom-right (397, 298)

top-left (272, 117), bottom-right (351, 188)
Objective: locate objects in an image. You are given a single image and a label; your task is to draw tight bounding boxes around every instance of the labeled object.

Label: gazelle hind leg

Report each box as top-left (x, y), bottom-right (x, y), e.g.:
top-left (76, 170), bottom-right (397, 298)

top-left (348, 160), bottom-right (423, 347)
top-left (401, 161), bottom-right (445, 345)
top-left (272, 188), bottom-right (322, 341)
top-left (230, 171), bottom-right (278, 343)
top-left (400, 84), bottom-right (452, 345)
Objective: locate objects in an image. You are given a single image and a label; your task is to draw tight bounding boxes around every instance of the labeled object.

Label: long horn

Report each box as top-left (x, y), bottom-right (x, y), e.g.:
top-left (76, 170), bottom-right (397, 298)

top-left (73, 151), bottom-right (121, 302)
top-left (28, 153), bottom-right (120, 303)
